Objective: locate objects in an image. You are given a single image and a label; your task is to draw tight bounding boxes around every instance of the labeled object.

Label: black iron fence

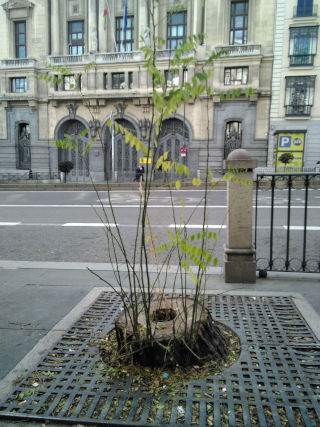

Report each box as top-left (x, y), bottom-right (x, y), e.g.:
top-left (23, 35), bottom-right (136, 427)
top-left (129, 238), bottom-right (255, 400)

top-left (254, 171), bottom-right (320, 273)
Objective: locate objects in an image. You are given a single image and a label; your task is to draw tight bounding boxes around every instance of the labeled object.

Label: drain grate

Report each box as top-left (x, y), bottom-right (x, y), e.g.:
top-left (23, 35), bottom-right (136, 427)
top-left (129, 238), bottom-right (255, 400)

top-left (0, 293), bottom-right (319, 426)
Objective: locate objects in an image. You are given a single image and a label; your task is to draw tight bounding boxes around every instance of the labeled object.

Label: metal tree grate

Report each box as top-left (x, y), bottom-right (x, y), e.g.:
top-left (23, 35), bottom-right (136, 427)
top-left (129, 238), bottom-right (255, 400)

top-left (0, 293), bottom-right (319, 426)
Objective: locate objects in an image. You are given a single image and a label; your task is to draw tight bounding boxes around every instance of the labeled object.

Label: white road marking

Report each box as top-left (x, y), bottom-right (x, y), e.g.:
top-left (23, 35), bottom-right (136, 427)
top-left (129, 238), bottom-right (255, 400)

top-left (62, 223), bottom-right (117, 227)
top-left (169, 224), bottom-right (226, 229)
top-left (283, 226), bottom-right (320, 231)
top-left (0, 222), bottom-right (319, 230)
top-left (0, 204), bottom-right (319, 209)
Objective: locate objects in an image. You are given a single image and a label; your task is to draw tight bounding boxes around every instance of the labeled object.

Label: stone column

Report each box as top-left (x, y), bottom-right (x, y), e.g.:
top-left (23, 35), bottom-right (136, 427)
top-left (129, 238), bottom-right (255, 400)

top-left (139, 0), bottom-right (149, 49)
top-left (224, 149), bottom-right (257, 283)
top-left (51, 0), bottom-right (60, 55)
top-left (88, 0), bottom-right (98, 53)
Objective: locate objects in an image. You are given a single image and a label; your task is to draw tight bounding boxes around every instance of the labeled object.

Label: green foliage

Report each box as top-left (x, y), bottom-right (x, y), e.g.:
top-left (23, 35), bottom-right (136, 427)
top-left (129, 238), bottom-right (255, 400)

top-left (278, 152), bottom-right (294, 165)
top-left (58, 160), bottom-right (74, 174)
top-left (223, 168), bottom-right (253, 185)
top-left (155, 228), bottom-right (219, 277)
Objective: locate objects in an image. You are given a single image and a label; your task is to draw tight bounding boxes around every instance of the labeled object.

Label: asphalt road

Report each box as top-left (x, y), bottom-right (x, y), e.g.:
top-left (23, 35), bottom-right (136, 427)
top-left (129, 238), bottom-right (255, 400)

top-left (0, 188), bottom-right (319, 269)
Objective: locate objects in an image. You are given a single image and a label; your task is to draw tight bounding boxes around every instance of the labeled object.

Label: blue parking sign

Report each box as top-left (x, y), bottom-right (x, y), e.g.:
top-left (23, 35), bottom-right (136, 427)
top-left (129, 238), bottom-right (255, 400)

top-left (279, 136), bottom-right (291, 148)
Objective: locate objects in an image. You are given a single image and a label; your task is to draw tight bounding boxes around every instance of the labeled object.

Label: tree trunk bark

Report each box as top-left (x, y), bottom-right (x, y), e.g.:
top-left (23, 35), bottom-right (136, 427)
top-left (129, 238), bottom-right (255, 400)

top-left (114, 297), bottom-right (229, 368)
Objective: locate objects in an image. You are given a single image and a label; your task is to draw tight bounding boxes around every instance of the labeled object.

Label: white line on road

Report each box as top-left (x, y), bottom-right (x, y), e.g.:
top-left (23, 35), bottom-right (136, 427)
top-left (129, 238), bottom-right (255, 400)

top-left (0, 204), bottom-right (319, 209)
top-left (283, 226), bottom-right (320, 231)
top-left (4, 223), bottom-right (319, 231)
top-left (62, 223), bottom-right (117, 227)
top-left (169, 224), bottom-right (226, 229)
top-left (0, 204), bottom-right (227, 208)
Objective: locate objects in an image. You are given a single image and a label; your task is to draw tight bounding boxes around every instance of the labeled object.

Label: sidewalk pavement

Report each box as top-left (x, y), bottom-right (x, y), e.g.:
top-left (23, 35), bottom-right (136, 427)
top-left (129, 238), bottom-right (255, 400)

top-left (0, 263), bottom-right (319, 425)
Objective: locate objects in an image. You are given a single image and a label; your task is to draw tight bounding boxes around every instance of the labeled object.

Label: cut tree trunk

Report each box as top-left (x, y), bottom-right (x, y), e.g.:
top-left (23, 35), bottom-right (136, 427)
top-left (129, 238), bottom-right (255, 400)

top-left (114, 297), bottom-right (229, 367)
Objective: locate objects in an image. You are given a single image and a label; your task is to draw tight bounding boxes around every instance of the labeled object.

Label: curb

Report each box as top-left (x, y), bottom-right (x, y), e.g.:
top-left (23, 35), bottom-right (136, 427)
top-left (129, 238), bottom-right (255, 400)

top-left (0, 181), bottom-right (227, 191)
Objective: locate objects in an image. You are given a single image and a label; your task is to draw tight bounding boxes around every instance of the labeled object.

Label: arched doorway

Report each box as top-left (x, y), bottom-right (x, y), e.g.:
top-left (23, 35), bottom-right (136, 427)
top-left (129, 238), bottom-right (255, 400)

top-left (224, 121), bottom-right (242, 159)
top-left (104, 119), bottom-right (137, 182)
top-left (16, 123), bottom-right (31, 169)
top-left (57, 119), bottom-right (90, 182)
top-left (156, 118), bottom-right (189, 180)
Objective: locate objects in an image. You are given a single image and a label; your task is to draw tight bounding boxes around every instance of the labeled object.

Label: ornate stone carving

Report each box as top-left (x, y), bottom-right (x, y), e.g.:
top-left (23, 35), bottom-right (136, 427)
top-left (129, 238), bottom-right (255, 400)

top-left (115, 102), bottom-right (127, 118)
top-left (2, 0), bottom-right (34, 19)
top-left (67, 103), bottom-right (78, 119)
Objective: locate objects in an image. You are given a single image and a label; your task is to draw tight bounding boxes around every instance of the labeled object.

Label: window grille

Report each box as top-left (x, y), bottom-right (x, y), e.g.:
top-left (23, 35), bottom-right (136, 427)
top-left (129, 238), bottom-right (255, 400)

top-left (289, 27), bottom-right (318, 66)
top-left (285, 75), bottom-right (316, 116)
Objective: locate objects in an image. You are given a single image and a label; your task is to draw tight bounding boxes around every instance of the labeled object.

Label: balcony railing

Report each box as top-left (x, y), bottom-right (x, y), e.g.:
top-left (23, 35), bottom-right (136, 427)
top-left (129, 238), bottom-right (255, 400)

top-left (95, 51), bottom-right (142, 63)
top-left (156, 49), bottom-right (195, 60)
top-left (290, 54), bottom-right (314, 66)
top-left (48, 54), bottom-right (91, 65)
top-left (293, 4), bottom-right (318, 17)
top-left (285, 104), bottom-right (312, 116)
top-left (1, 58), bottom-right (37, 69)
top-left (215, 44), bottom-right (261, 57)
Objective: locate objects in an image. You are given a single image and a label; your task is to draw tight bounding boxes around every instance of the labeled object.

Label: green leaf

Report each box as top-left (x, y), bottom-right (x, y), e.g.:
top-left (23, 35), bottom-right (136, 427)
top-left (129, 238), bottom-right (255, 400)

top-left (192, 177), bottom-right (201, 187)
top-left (181, 260), bottom-right (190, 271)
top-left (175, 180), bottom-right (181, 190)
top-left (80, 129), bottom-right (90, 137)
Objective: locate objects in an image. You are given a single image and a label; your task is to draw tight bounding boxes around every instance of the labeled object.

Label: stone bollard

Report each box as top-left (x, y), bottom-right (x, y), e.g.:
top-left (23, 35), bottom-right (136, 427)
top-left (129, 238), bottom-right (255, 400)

top-left (224, 149), bottom-right (257, 283)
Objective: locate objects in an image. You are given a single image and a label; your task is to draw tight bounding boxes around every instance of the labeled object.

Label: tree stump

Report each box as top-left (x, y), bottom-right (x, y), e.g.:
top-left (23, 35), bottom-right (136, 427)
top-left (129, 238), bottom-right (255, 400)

top-left (114, 297), bottom-right (229, 367)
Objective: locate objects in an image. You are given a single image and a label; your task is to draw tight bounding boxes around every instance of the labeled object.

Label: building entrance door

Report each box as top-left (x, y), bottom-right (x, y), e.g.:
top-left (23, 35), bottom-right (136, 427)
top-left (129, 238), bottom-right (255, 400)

top-left (104, 119), bottom-right (137, 182)
top-left (224, 121), bottom-right (242, 159)
top-left (58, 120), bottom-right (90, 182)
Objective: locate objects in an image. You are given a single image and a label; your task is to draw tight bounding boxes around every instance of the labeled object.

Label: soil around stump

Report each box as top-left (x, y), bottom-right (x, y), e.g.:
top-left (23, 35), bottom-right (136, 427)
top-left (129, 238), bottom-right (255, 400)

top-left (114, 297), bottom-right (230, 367)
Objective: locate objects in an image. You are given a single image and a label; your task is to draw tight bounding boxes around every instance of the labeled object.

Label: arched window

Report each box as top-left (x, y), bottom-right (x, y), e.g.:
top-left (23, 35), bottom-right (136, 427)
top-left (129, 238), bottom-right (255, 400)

top-left (224, 121), bottom-right (242, 159)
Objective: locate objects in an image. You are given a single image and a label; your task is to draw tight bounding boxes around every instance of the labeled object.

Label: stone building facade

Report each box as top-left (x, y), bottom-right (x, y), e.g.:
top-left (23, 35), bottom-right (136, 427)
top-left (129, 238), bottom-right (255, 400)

top-left (267, 0), bottom-right (320, 171)
top-left (0, 0), bottom-right (275, 182)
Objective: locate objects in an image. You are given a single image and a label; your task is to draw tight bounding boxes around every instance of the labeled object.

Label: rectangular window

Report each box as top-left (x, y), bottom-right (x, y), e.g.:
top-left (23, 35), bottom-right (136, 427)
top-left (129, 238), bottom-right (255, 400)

top-left (230, 1), bottom-right (248, 45)
top-left (128, 72), bottom-right (133, 89)
top-left (285, 75), bottom-right (316, 116)
top-left (15, 21), bottom-right (26, 58)
top-left (165, 70), bottom-right (179, 88)
top-left (183, 68), bottom-right (188, 85)
top-left (296, 0), bottom-right (313, 17)
top-left (104, 73), bottom-right (108, 89)
top-left (68, 21), bottom-right (84, 55)
top-left (167, 11), bottom-right (187, 50)
top-left (116, 16), bottom-right (134, 52)
top-left (11, 77), bottom-right (27, 93)
top-left (289, 27), bottom-right (318, 66)
top-left (63, 74), bottom-right (81, 91)
top-left (224, 67), bottom-right (248, 85)
top-left (112, 72), bottom-right (125, 89)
